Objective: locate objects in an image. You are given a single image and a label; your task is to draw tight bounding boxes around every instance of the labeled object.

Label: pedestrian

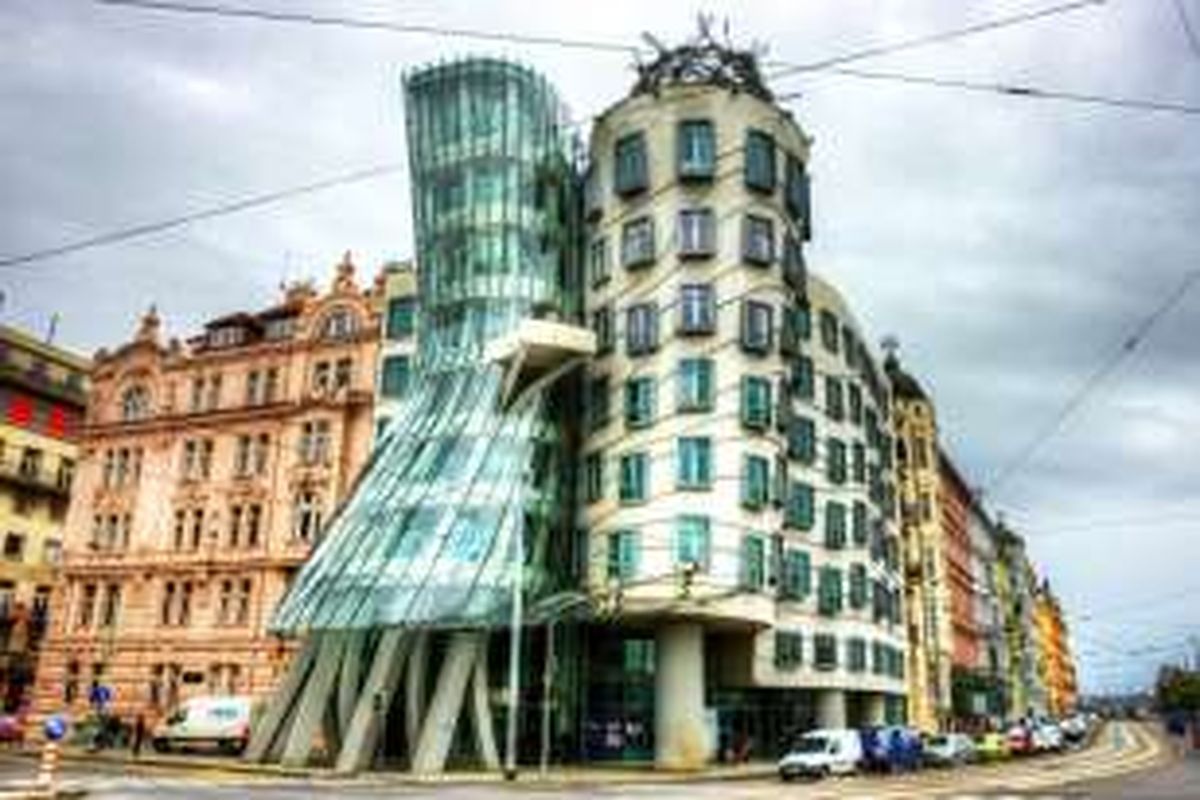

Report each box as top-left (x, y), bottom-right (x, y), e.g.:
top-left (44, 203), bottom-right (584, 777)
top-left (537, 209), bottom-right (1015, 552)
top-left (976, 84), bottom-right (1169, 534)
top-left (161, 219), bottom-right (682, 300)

top-left (131, 713), bottom-right (146, 759)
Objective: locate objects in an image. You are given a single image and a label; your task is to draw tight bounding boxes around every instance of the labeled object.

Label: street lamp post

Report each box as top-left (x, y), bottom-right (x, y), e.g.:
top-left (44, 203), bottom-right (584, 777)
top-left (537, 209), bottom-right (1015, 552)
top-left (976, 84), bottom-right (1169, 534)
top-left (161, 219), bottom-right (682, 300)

top-left (504, 522), bottom-right (524, 781)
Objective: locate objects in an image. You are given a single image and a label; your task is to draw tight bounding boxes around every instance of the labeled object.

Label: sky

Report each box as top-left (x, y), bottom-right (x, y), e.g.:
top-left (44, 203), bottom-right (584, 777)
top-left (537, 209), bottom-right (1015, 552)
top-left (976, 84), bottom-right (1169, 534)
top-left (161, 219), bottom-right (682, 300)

top-left (3, 0), bottom-right (1199, 695)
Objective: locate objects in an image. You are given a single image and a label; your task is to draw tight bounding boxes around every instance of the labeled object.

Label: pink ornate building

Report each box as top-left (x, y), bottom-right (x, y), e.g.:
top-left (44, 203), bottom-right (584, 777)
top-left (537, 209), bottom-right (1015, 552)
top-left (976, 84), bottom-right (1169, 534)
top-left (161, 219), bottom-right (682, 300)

top-left (34, 256), bottom-right (381, 722)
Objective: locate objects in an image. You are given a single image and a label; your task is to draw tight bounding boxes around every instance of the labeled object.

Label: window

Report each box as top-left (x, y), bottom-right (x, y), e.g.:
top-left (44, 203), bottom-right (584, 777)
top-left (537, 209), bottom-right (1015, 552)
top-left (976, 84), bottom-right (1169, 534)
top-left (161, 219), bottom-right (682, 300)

top-left (386, 297), bottom-right (416, 339)
top-left (381, 355), bottom-right (411, 398)
top-left (589, 238), bottom-right (610, 287)
top-left (848, 382), bottom-right (863, 425)
top-left (584, 452), bottom-right (604, 504)
top-left (677, 120), bottom-right (715, 180)
top-left (160, 582), bottom-right (175, 626)
top-left (775, 631), bottom-right (803, 669)
top-left (624, 377), bottom-right (656, 429)
top-left (592, 306), bottom-right (614, 356)
top-left (299, 420), bottom-right (331, 465)
top-left (742, 215), bottom-right (775, 265)
top-left (246, 504), bottom-right (263, 547)
top-left (675, 514), bottom-right (710, 570)
top-left (584, 166), bottom-right (603, 220)
top-left (292, 491), bottom-right (323, 542)
top-left (587, 375), bottom-right (611, 431)
top-left (818, 566), bottom-right (843, 616)
top-left (622, 217), bottom-right (656, 268)
top-left (190, 508), bottom-right (205, 549)
top-left (741, 455), bottom-right (770, 510)
top-left (2, 533), bottom-right (24, 562)
top-left (618, 452), bottom-right (649, 504)
top-left (785, 155), bottom-right (812, 235)
top-left (607, 530), bottom-right (639, 581)
top-left (254, 434), bottom-right (270, 475)
top-left (780, 304), bottom-right (810, 356)
top-left (783, 233), bottom-right (805, 291)
top-left (264, 367), bottom-right (280, 403)
top-left (614, 131), bottom-right (648, 196)
top-left (312, 361), bottom-right (331, 394)
top-left (121, 386), bottom-right (150, 422)
top-left (819, 309), bottom-right (840, 353)
top-left (780, 549), bottom-right (811, 600)
top-left (18, 448), bottom-right (42, 480)
top-left (334, 358), bottom-right (353, 390)
top-left (678, 284), bottom-right (715, 335)
top-left (190, 377), bottom-right (205, 412)
top-left (847, 637), bottom-right (867, 672)
top-left (790, 356), bottom-right (814, 400)
top-left (740, 301), bottom-right (773, 354)
top-left (825, 501), bottom-right (847, 549)
top-left (100, 583), bottom-right (121, 628)
top-left (626, 303), bottom-right (659, 355)
top-left (676, 358), bottom-right (714, 412)
top-left (825, 376), bottom-right (844, 421)
top-left (245, 370), bottom-right (262, 406)
top-left (78, 583), bottom-right (97, 629)
top-left (206, 375), bottom-right (222, 411)
top-left (852, 501), bottom-right (868, 546)
top-left (178, 582), bottom-right (193, 626)
top-left (744, 129), bottom-right (776, 192)
top-left (827, 437), bottom-right (847, 484)
top-left (229, 505), bottom-right (243, 548)
top-left (785, 481), bottom-right (814, 530)
top-left (786, 417), bottom-right (816, 463)
top-left (678, 209), bottom-right (715, 257)
top-left (740, 376), bottom-right (772, 430)
top-left (321, 309), bottom-right (358, 341)
top-left (849, 563), bottom-right (868, 609)
top-left (741, 535), bottom-right (765, 590)
top-left (852, 442), bottom-right (866, 484)
top-left (676, 437), bottom-right (712, 490)
top-left (57, 458), bottom-right (75, 492)
top-left (814, 633), bottom-right (838, 671)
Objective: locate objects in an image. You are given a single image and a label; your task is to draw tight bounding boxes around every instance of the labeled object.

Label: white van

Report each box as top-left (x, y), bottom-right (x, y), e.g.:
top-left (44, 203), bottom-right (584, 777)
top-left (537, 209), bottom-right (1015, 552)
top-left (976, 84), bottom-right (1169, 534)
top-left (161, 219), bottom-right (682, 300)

top-left (778, 728), bottom-right (863, 780)
top-left (152, 696), bottom-right (252, 755)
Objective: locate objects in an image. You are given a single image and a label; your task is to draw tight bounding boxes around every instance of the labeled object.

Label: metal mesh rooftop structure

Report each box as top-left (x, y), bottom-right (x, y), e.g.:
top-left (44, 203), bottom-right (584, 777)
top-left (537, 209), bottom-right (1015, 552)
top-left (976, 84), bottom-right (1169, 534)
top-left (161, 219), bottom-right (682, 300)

top-left (271, 58), bottom-right (576, 634)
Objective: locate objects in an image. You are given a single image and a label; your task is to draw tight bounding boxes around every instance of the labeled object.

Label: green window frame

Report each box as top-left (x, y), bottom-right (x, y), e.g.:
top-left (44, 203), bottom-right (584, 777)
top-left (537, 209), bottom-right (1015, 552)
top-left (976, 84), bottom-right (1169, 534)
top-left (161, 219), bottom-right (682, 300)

top-left (819, 309), bottom-right (840, 353)
top-left (742, 214), bottom-right (775, 265)
top-left (621, 217), bottom-right (656, 269)
top-left (825, 500), bottom-right (847, 549)
top-left (740, 375), bottom-right (772, 430)
top-left (677, 358), bottom-right (714, 412)
top-left (618, 452), bottom-right (649, 504)
top-left (380, 355), bottom-right (411, 399)
top-left (827, 437), bottom-right (847, 484)
top-left (677, 119), bottom-right (716, 180)
top-left (676, 437), bottom-right (712, 490)
top-left (675, 514), bottom-right (711, 570)
top-left (852, 442), bottom-right (866, 484)
top-left (774, 631), bottom-right (803, 669)
top-left (784, 480), bottom-right (814, 530)
top-left (583, 451), bottom-right (604, 504)
top-left (813, 633), bottom-right (838, 671)
top-left (385, 297), bottom-right (416, 340)
top-left (741, 534), bottom-right (766, 591)
top-left (624, 377), bottom-right (656, 429)
top-left (744, 129), bottom-right (776, 192)
top-left (852, 500), bottom-right (868, 546)
top-left (607, 529), bottom-right (639, 581)
top-left (587, 375), bottom-right (611, 431)
top-left (780, 548), bottom-right (811, 600)
top-left (614, 131), bottom-right (648, 196)
top-left (849, 563), bottom-right (868, 609)
top-left (847, 637), bottom-right (867, 673)
top-left (592, 305), bottom-right (613, 356)
top-left (790, 356), bottom-right (814, 400)
top-left (825, 376), bottom-right (844, 421)
top-left (848, 382), bottom-right (863, 425)
top-left (785, 155), bottom-right (812, 236)
top-left (786, 416), bottom-right (815, 463)
top-left (817, 565), bottom-right (843, 616)
top-left (741, 454), bottom-right (770, 510)
top-left (588, 237), bottom-right (610, 287)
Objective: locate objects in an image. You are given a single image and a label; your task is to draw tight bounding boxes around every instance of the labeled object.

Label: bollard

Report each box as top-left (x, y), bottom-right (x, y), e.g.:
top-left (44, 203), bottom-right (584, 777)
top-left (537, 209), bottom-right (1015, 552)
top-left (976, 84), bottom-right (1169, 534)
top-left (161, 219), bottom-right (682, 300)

top-left (37, 739), bottom-right (59, 790)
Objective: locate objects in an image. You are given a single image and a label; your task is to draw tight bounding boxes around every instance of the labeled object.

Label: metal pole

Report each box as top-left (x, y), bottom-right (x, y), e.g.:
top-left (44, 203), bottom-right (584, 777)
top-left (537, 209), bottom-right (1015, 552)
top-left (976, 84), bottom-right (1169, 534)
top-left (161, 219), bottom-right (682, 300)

top-left (540, 619), bottom-right (555, 774)
top-left (504, 524), bottom-right (524, 780)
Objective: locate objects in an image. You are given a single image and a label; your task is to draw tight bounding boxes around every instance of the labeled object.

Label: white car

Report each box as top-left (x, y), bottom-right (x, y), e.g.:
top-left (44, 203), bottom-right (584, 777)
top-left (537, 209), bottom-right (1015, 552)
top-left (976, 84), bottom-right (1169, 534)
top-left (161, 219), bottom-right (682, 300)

top-left (923, 732), bottom-right (976, 767)
top-left (778, 728), bottom-right (863, 780)
top-left (152, 696), bottom-right (252, 755)
top-left (1031, 722), bottom-right (1064, 753)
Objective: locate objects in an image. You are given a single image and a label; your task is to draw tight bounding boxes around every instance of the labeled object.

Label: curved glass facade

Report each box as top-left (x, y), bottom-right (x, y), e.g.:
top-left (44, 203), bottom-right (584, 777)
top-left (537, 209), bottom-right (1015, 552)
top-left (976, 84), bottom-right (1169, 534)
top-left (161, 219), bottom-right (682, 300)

top-left (272, 59), bottom-right (575, 633)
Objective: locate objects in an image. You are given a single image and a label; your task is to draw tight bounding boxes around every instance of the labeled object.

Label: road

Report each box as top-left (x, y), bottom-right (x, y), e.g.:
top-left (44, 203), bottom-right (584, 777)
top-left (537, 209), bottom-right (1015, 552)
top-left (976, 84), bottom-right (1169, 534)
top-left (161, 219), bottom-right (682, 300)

top-left (0, 722), bottom-right (1187, 798)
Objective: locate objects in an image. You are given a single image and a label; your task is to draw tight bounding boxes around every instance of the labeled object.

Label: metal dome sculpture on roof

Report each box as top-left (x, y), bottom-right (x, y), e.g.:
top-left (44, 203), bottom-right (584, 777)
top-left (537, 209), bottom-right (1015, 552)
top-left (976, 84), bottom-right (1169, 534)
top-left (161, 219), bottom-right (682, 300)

top-left (631, 16), bottom-right (773, 101)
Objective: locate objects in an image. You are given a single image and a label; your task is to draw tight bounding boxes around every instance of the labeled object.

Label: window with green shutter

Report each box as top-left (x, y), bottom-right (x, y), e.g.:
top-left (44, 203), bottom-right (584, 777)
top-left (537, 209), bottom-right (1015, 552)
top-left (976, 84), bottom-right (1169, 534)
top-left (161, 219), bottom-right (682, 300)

top-left (676, 514), bottom-right (710, 569)
top-left (780, 548), bottom-right (811, 600)
top-left (741, 454), bottom-right (770, 510)
top-left (677, 358), bottom-right (714, 412)
top-left (848, 383), bottom-right (863, 425)
top-left (849, 563), bottom-right (868, 609)
top-left (817, 565), bottom-right (843, 616)
top-left (774, 631), bottom-right (803, 669)
top-left (785, 155), bottom-right (812, 238)
top-left (678, 120), bottom-right (715, 181)
top-left (847, 637), bottom-right (867, 673)
top-left (589, 237), bottom-right (610, 287)
top-left (852, 442), bottom-right (866, 484)
top-left (624, 377), bottom-right (656, 429)
top-left (381, 355), bottom-right (411, 399)
top-left (587, 375), bottom-right (611, 431)
top-left (825, 376), bottom-right (844, 421)
top-left (592, 305), bottom-right (614, 356)
top-left (618, 452), bottom-right (649, 504)
top-left (827, 437), bottom-right (847, 484)
top-left (614, 131), bottom-right (648, 196)
top-left (786, 417), bottom-right (816, 464)
top-left (584, 451), bottom-right (604, 504)
top-left (677, 437), bottom-right (712, 490)
top-left (744, 129), bottom-right (777, 192)
top-left (825, 501), bottom-right (847, 549)
top-left (814, 633), bottom-right (838, 671)
top-left (741, 376), bottom-right (772, 430)
top-left (852, 501), bottom-right (868, 546)
top-left (607, 529), bottom-right (639, 581)
top-left (784, 481), bottom-right (815, 530)
top-left (819, 309), bottom-right (839, 354)
top-left (385, 297), bottom-right (416, 340)
top-left (741, 534), bottom-right (766, 590)
top-left (790, 356), bottom-right (814, 400)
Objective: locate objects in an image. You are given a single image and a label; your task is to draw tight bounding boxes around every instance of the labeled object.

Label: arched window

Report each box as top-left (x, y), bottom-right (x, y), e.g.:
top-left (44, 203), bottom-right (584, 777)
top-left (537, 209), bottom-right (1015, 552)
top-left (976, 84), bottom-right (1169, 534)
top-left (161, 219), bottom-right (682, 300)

top-left (321, 308), bottom-right (359, 341)
top-left (121, 386), bottom-right (150, 422)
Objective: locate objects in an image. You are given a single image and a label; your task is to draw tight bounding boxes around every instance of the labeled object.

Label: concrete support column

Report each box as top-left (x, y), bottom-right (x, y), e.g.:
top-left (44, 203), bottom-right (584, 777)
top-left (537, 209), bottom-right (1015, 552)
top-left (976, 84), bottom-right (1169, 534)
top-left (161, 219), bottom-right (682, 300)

top-left (654, 622), bottom-right (707, 770)
top-left (411, 632), bottom-right (480, 775)
top-left (817, 689), bottom-right (847, 730)
top-left (865, 693), bottom-right (887, 726)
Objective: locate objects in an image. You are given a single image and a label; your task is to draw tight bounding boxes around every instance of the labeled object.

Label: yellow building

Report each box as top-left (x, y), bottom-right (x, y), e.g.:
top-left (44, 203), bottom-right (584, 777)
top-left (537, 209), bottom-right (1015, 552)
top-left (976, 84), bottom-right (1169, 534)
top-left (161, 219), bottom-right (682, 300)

top-left (0, 324), bottom-right (89, 710)
top-left (1033, 581), bottom-right (1077, 718)
top-left (885, 351), bottom-right (953, 731)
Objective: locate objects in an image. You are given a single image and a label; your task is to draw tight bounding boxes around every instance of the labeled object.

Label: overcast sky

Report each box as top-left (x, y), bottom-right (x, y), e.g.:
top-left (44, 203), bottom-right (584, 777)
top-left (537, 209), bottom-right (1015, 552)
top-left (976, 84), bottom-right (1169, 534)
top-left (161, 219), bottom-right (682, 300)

top-left (3, 0), bottom-right (1199, 695)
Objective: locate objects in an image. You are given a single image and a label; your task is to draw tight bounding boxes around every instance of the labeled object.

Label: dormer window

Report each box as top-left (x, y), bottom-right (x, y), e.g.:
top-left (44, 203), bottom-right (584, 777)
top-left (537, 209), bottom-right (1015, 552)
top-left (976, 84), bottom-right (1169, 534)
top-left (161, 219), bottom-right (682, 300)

top-left (321, 309), bottom-right (358, 341)
top-left (208, 327), bottom-right (244, 348)
top-left (264, 317), bottom-right (296, 341)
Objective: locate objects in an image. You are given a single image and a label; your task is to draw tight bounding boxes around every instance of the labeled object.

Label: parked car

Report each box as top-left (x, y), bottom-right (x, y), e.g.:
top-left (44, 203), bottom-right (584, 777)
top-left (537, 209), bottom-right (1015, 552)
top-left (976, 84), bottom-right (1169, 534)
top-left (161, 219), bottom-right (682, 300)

top-left (860, 726), bottom-right (923, 773)
top-left (1059, 714), bottom-right (1089, 743)
top-left (923, 732), bottom-right (976, 767)
top-left (778, 728), bottom-right (863, 780)
top-left (1032, 722), bottom-right (1065, 753)
top-left (1006, 723), bottom-right (1035, 756)
top-left (975, 731), bottom-right (1011, 762)
top-left (152, 696), bottom-right (252, 755)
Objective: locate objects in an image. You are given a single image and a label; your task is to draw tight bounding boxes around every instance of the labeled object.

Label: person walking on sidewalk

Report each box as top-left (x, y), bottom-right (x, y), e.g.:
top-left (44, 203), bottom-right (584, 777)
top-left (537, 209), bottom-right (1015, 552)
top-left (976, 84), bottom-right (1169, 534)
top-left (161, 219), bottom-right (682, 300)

top-left (131, 713), bottom-right (146, 759)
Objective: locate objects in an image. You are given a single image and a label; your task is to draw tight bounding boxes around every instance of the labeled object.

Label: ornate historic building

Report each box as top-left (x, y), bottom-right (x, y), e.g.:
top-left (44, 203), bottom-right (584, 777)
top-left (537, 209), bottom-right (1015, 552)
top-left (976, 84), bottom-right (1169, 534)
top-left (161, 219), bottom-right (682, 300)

top-left (1034, 580), bottom-right (1078, 717)
top-left (34, 258), bottom-right (381, 722)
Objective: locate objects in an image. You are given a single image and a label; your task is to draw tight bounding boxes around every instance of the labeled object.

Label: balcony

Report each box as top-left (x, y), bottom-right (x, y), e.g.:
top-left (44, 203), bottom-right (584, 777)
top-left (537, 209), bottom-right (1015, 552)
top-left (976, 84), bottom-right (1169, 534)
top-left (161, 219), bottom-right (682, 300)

top-left (0, 457), bottom-right (71, 497)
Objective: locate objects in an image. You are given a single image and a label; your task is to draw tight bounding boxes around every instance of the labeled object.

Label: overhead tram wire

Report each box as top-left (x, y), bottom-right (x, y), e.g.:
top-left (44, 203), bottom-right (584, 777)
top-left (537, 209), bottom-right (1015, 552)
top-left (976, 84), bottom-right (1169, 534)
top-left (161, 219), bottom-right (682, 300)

top-left (985, 269), bottom-right (1200, 496)
top-left (1173, 0), bottom-right (1200, 61)
top-left (0, 162), bottom-right (405, 271)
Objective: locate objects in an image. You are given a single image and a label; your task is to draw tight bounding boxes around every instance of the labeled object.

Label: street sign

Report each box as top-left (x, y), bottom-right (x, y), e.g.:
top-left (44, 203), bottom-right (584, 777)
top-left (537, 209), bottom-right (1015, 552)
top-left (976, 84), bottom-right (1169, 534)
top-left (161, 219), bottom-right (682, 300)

top-left (89, 684), bottom-right (112, 708)
top-left (43, 715), bottom-right (66, 742)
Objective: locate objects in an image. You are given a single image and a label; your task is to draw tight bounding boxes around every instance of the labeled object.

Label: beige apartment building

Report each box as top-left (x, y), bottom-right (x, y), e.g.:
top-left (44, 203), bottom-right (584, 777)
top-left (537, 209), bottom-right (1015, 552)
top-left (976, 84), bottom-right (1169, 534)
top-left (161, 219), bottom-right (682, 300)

top-left (0, 325), bottom-right (88, 711)
top-left (34, 255), bottom-right (381, 722)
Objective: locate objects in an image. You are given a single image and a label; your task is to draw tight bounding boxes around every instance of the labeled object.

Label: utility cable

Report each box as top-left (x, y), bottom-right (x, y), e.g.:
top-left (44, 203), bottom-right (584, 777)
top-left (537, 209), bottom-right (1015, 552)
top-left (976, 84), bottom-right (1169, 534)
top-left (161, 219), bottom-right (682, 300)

top-left (1173, 0), bottom-right (1200, 61)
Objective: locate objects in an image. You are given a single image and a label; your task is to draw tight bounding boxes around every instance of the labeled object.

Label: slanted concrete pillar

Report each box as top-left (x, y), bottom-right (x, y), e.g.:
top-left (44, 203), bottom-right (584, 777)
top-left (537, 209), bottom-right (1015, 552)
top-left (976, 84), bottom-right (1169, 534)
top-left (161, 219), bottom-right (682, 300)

top-left (245, 635), bottom-right (319, 763)
top-left (334, 628), bottom-right (410, 774)
top-left (865, 693), bottom-right (888, 726)
top-left (281, 631), bottom-right (346, 767)
top-left (411, 631), bottom-right (480, 774)
top-left (654, 622), bottom-right (707, 770)
top-left (470, 637), bottom-right (500, 770)
top-left (817, 689), bottom-right (847, 730)
top-left (405, 631), bottom-right (431, 747)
